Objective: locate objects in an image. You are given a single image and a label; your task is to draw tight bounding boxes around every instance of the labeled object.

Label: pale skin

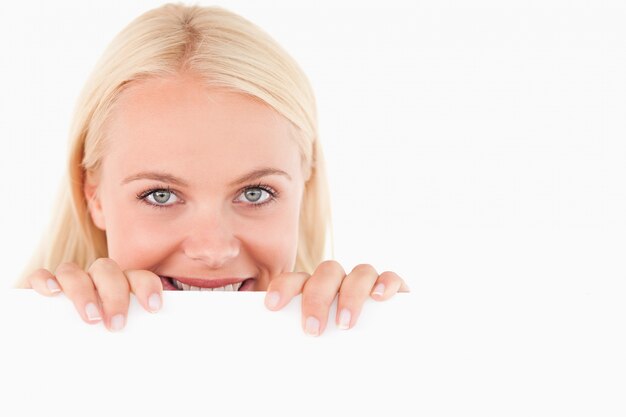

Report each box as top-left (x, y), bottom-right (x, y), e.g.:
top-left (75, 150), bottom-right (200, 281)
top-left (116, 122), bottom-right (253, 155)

top-left (27, 73), bottom-right (409, 335)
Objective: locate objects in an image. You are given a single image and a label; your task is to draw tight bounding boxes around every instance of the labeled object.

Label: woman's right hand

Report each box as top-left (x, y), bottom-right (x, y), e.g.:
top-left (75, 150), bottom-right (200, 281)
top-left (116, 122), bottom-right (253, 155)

top-left (27, 258), bottom-right (163, 331)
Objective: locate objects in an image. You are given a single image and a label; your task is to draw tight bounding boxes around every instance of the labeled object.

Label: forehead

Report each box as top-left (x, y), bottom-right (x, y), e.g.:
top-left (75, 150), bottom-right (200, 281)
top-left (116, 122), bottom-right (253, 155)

top-left (103, 74), bottom-right (300, 183)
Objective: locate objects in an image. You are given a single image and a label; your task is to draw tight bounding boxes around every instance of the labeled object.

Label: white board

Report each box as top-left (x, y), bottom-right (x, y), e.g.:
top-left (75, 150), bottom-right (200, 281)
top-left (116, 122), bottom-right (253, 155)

top-left (1, 286), bottom-right (623, 416)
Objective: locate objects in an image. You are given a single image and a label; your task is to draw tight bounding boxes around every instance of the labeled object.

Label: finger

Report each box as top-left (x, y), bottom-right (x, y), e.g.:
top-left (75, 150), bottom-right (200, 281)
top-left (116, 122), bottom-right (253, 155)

top-left (54, 262), bottom-right (104, 324)
top-left (126, 270), bottom-right (164, 313)
top-left (264, 272), bottom-right (310, 311)
top-left (301, 260), bottom-right (346, 337)
top-left (27, 268), bottom-right (62, 296)
top-left (370, 271), bottom-right (409, 301)
top-left (336, 264), bottom-right (380, 330)
top-left (88, 258), bottom-right (130, 332)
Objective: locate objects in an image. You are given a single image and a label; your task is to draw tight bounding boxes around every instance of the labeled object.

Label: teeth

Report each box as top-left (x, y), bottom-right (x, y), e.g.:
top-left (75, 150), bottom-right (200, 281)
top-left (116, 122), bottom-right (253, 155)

top-left (170, 278), bottom-right (244, 292)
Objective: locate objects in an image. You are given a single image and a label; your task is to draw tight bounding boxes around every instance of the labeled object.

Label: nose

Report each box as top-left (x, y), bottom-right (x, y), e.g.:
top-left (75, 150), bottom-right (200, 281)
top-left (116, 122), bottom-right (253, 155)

top-left (181, 207), bottom-right (241, 269)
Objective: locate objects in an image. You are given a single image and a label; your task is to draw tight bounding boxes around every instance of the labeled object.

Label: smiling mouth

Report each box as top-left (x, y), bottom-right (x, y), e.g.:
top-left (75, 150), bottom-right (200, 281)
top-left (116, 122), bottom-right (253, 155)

top-left (159, 276), bottom-right (255, 291)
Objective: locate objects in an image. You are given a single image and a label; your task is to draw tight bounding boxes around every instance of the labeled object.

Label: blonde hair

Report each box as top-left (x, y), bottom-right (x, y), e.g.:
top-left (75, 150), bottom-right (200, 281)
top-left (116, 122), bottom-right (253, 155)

top-left (15, 3), bottom-right (333, 287)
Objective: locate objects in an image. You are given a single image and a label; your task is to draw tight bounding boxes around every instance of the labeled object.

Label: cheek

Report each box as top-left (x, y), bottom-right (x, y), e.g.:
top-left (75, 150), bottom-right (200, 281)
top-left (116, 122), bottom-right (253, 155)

top-left (103, 202), bottom-right (178, 270)
top-left (242, 204), bottom-right (301, 274)
top-left (245, 215), bottom-right (298, 258)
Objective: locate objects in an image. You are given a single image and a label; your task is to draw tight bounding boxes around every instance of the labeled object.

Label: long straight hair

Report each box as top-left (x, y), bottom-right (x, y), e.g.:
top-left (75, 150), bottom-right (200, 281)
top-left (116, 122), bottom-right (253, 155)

top-left (15, 3), bottom-right (333, 287)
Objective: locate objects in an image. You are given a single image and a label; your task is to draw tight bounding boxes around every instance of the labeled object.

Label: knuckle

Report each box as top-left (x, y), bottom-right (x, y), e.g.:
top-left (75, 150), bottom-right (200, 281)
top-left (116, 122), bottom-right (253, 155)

top-left (289, 271), bottom-right (311, 283)
top-left (88, 257), bottom-right (120, 274)
top-left (267, 272), bottom-right (309, 293)
top-left (28, 268), bottom-right (52, 282)
top-left (290, 272), bottom-right (311, 283)
top-left (339, 292), bottom-right (362, 306)
top-left (351, 263), bottom-right (377, 276)
top-left (97, 283), bottom-right (131, 303)
top-left (100, 289), bottom-right (130, 304)
top-left (315, 260), bottom-right (344, 276)
top-left (55, 261), bottom-right (80, 275)
top-left (379, 270), bottom-right (399, 281)
top-left (269, 272), bottom-right (289, 286)
top-left (302, 293), bottom-right (331, 311)
top-left (104, 277), bottom-right (131, 294)
top-left (265, 279), bottom-right (281, 292)
top-left (54, 263), bottom-right (86, 284)
top-left (126, 270), bottom-right (161, 288)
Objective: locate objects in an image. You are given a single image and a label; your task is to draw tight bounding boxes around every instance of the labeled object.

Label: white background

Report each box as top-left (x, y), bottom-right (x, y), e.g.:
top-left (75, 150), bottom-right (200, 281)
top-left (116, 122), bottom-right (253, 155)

top-left (1, 0), bottom-right (625, 415)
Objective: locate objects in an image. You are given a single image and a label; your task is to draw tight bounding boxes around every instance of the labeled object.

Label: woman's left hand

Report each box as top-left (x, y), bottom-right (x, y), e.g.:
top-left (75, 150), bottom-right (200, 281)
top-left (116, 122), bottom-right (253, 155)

top-left (264, 260), bottom-right (410, 336)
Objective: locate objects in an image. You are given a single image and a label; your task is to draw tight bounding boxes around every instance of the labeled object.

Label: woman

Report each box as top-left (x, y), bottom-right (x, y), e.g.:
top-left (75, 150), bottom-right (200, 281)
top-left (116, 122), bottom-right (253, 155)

top-left (16, 3), bottom-right (409, 335)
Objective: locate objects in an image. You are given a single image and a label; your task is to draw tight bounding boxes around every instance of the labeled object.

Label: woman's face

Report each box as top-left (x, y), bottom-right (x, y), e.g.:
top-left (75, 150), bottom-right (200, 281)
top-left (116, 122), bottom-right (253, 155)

top-left (84, 73), bottom-right (305, 290)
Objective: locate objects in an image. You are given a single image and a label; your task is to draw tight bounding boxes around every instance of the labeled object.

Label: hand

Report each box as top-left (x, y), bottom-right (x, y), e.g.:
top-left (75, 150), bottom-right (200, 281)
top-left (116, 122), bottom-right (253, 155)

top-left (264, 260), bottom-right (410, 336)
top-left (26, 258), bottom-right (163, 331)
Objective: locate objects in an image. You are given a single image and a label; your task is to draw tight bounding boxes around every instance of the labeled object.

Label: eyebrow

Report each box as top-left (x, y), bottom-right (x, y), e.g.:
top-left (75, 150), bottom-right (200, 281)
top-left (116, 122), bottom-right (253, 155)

top-left (121, 167), bottom-right (292, 187)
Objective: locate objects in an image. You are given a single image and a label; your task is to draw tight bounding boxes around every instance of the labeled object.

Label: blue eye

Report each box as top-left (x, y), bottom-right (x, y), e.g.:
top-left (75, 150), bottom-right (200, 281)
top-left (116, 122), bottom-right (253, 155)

top-left (235, 183), bottom-right (279, 209)
top-left (136, 183), bottom-right (278, 210)
top-left (236, 186), bottom-right (272, 206)
top-left (146, 188), bottom-right (180, 206)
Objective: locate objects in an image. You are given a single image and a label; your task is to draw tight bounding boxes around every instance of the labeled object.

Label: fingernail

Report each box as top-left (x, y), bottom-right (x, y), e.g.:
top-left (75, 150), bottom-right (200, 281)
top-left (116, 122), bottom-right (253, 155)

top-left (148, 293), bottom-right (162, 312)
top-left (46, 279), bottom-right (61, 294)
top-left (265, 291), bottom-right (280, 309)
top-left (110, 314), bottom-right (125, 332)
top-left (338, 308), bottom-right (351, 330)
top-left (305, 316), bottom-right (320, 337)
top-left (372, 283), bottom-right (385, 296)
top-left (85, 303), bottom-right (102, 322)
